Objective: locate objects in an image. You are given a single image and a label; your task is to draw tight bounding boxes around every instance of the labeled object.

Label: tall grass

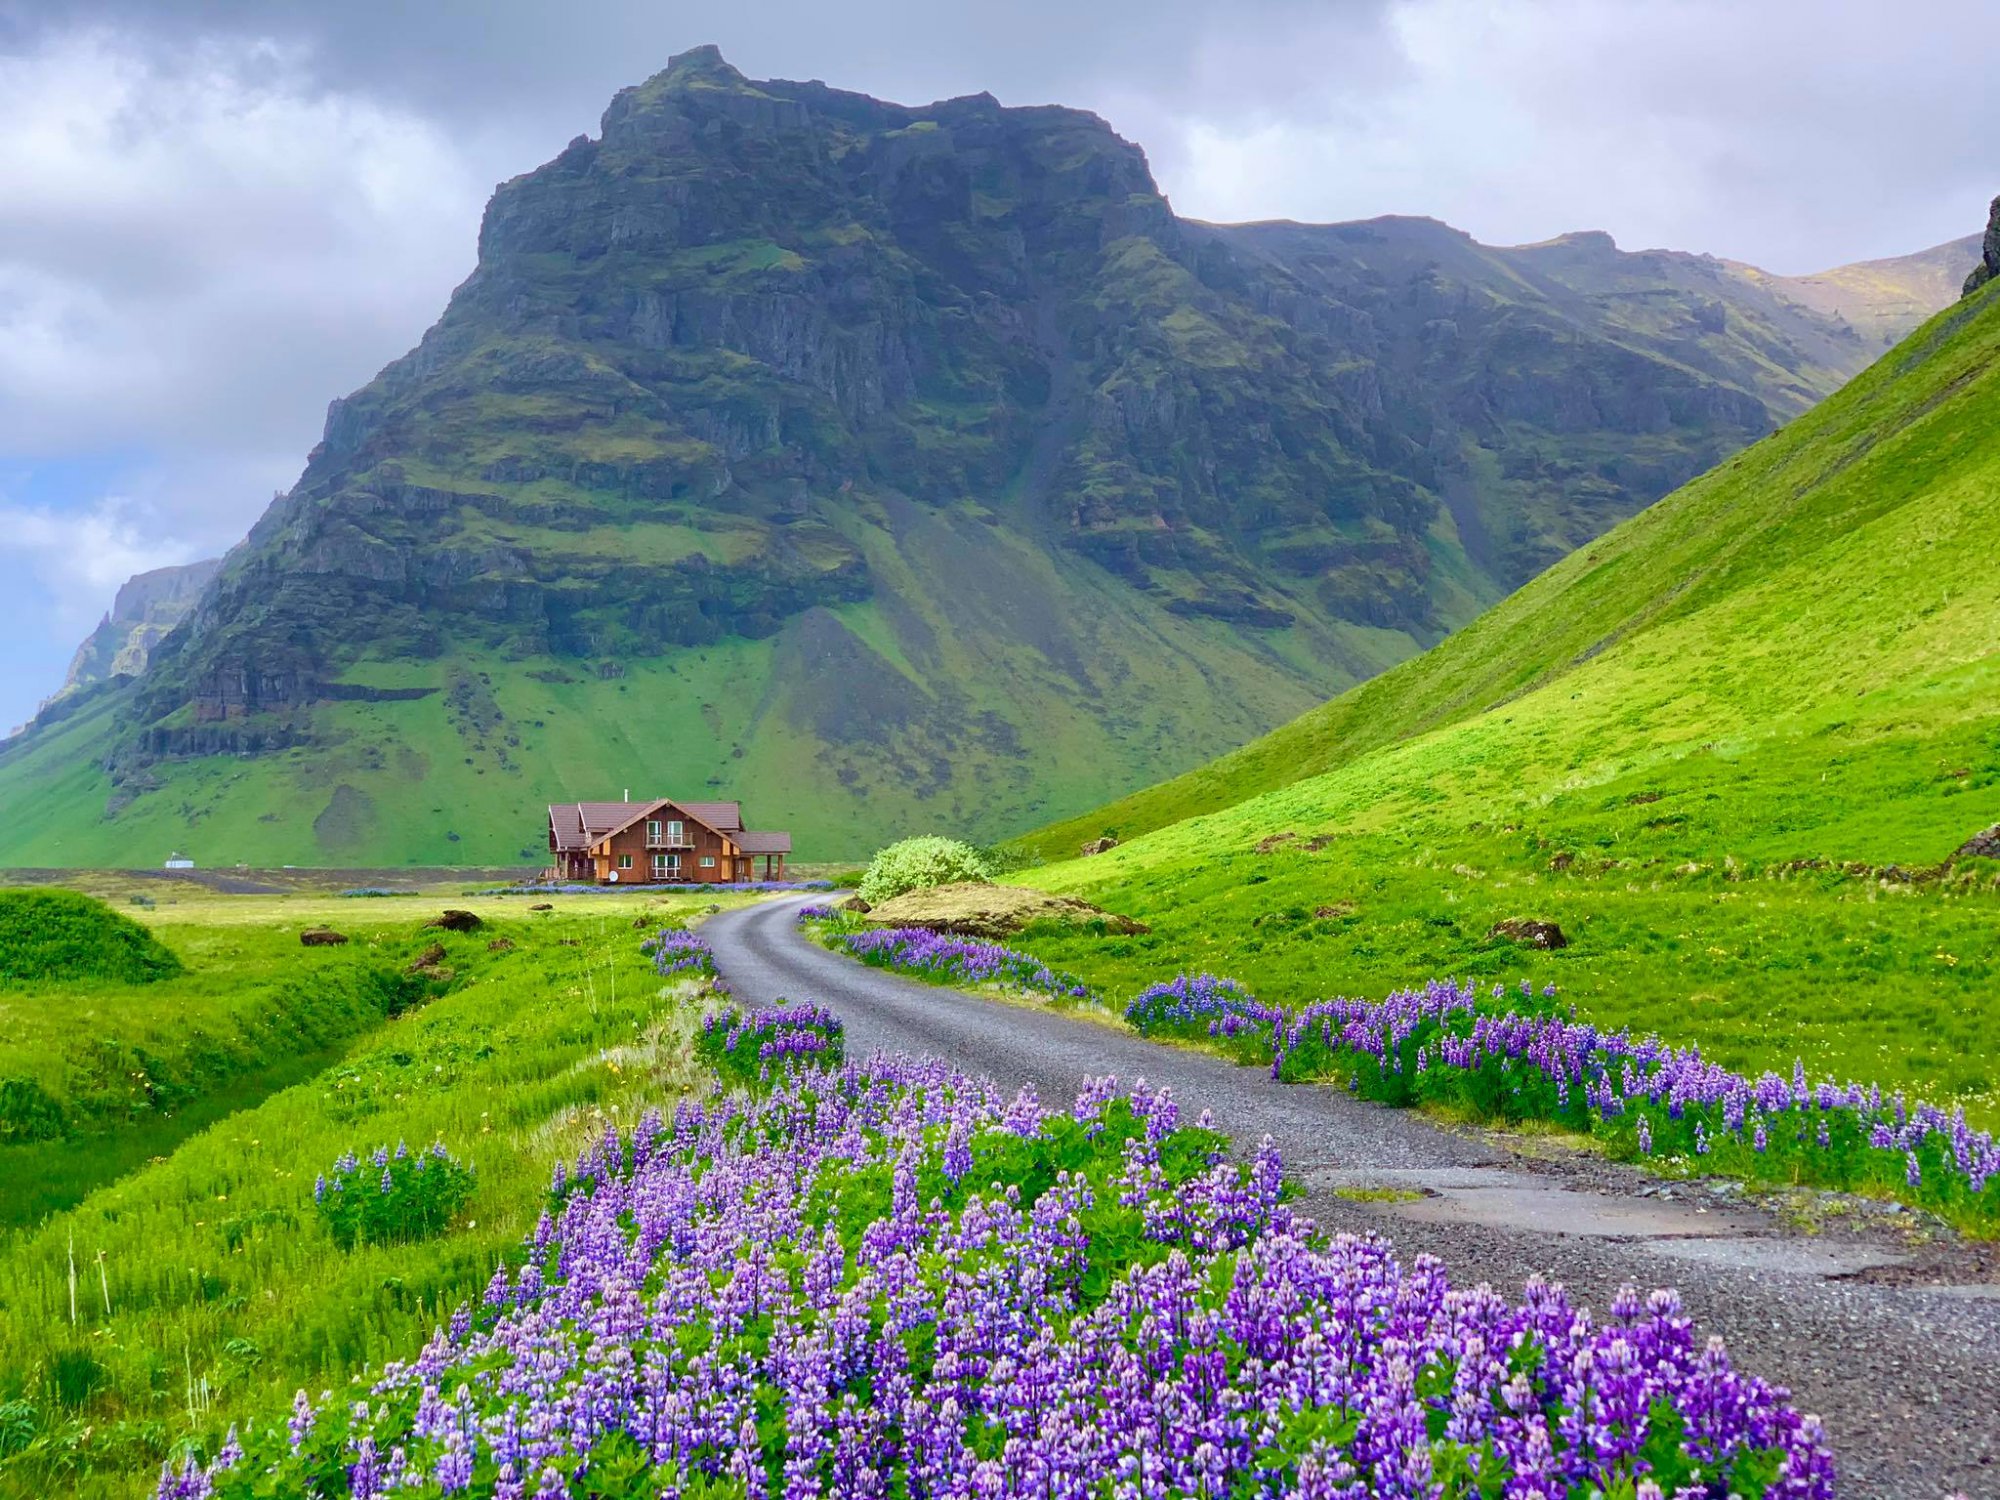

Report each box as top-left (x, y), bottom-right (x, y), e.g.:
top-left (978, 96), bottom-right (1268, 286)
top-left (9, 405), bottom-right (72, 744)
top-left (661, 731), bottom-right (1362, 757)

top-left (0, 906), bottom-right (718, 1497)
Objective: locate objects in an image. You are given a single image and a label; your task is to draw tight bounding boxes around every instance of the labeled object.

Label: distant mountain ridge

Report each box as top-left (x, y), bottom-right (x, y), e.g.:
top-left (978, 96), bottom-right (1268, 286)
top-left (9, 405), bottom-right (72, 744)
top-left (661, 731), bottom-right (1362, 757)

top-left (0, 47), bottom-right (1975, 864)
top-left (55, 559), bottom-right (222, 702)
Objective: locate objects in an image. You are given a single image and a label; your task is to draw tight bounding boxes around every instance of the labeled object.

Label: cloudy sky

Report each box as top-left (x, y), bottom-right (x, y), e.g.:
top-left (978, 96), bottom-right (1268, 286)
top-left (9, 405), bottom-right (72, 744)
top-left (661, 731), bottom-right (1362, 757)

top-left (0, 0), bottom-right (1993, 731)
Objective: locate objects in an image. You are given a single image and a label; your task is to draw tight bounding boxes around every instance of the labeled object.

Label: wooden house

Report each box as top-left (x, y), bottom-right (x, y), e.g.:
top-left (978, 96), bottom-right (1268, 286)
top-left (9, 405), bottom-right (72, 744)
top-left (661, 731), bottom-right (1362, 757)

top-left (545, 798), bottom-right (791, 884)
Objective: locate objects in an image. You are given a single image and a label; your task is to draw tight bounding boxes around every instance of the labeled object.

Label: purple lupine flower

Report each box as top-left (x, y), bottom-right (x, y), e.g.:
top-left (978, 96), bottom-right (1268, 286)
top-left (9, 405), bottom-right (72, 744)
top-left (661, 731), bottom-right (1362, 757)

top-left (200, 1050), bottom-right (1831, 1500)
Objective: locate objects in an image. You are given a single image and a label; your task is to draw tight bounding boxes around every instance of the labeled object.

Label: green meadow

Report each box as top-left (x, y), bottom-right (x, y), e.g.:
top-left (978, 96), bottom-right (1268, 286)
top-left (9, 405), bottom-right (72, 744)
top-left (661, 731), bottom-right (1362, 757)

top-left (0, 888), bottom-right (741, 1498)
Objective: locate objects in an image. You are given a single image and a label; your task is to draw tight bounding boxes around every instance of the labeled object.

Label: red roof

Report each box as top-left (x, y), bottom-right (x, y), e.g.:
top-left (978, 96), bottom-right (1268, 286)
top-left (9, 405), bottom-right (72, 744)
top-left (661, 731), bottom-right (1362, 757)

top-left (734, 830), bottom-right (792, 855)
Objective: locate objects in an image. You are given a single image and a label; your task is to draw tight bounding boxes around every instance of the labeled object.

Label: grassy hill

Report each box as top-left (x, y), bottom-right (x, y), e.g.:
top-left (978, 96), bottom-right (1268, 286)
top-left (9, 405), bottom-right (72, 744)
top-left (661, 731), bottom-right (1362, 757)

top-left (0, 47), bottom-right (1965, 866)
top-left (1013, 281), bottom-right (2000, 1114)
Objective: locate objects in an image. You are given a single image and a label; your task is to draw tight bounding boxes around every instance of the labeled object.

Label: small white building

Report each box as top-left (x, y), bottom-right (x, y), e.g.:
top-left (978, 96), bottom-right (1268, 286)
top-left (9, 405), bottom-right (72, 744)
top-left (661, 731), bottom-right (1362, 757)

top-left (164, 852), bottom-right (195, 870)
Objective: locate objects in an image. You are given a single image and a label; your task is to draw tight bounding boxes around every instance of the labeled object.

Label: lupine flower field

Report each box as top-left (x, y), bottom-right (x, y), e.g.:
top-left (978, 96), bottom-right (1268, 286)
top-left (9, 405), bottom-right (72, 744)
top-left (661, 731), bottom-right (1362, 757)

top-left (808, 918), bottom-right (1091, 1002)
top-left (165, 994), bottom-right (1836, 1500)
top-left (1128, 973), bottom-right (2000, 1233)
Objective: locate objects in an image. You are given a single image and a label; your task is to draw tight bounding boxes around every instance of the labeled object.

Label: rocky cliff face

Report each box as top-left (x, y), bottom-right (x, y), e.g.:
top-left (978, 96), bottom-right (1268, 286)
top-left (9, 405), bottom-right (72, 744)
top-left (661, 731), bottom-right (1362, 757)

top-left (1963, 196), bottom-right (2000, 296)
top-left (58, 558), bottom-right (222, 697)
top-left (10, 49), bottom-right (1973, 858)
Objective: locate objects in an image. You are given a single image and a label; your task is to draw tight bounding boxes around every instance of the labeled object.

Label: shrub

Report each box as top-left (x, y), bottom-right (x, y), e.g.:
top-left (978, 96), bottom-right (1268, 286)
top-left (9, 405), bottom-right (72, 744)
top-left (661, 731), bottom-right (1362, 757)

top-left (857, 836), bottom-right (995, 905)
top-left (0, 890), bottom-right (181, 984)
top-left (313, 1141), bottom-right (476, 1250)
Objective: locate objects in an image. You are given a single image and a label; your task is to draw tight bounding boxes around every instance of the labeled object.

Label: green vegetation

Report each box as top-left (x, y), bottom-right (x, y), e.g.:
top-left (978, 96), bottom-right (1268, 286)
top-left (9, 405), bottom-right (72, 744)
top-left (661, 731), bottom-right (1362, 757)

top-left (0, 889), bottom-right (738, 1497)
top-left (0, 911), bottom-right (444, 1225)
top-left (312, 1141), bottom-right (479, 1250)
top-left (0, 890), bottom-right (181, 985)
top-left (1011, 285), bottom-right (2000, 1124)
top-left (857, 835), bottom-right (995, 905)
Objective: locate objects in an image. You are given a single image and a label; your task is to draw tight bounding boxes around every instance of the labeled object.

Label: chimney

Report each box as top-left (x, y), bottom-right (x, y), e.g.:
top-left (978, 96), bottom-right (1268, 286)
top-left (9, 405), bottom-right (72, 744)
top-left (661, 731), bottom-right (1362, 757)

top-left (623, 787), bottom-right (629, 802)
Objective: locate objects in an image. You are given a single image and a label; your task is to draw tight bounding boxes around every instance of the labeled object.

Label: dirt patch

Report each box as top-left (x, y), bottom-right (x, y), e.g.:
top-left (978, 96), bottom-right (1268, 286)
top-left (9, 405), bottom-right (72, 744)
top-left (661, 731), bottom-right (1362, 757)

top-left (312, 783), bottom-right (379, 854)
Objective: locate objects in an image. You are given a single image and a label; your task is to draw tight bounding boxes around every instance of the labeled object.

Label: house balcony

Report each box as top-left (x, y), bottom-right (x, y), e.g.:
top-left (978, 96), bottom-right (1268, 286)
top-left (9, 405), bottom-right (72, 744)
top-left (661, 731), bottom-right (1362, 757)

top-left (645, 837), bottom-right (695, 850)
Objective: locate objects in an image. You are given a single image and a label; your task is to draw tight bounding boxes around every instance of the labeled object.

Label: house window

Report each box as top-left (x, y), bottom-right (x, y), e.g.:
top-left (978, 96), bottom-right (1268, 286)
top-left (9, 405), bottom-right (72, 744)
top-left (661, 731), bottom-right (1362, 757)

top-left (667, 820), bottom-right (684, 843)
top-left (646, 819), bottom-right (662, 843)
top-left (651, 852), bottom-right (667, 875)
top-left (666, 854), bottom-right (682, 875)
top-left (700, 855), bottom-right (715, 868)
top-left (617, 854), bottom-right (633, 870)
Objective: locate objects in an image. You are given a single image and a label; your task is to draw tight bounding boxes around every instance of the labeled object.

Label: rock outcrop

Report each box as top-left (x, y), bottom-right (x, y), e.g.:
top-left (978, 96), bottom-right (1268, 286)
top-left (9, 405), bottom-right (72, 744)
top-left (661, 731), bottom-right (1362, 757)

top-left (57, 558), bottom-right (221, 698)
top-left (1963, 196), bottom-right (2000, 296)
top-left (1487, 918), bottom-right (1569, 950)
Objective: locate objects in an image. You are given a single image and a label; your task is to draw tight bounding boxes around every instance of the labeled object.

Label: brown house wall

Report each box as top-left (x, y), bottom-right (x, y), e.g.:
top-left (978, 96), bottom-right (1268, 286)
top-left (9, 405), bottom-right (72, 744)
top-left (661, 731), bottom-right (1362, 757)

top-left (595, 807), bottom-right (740, 884)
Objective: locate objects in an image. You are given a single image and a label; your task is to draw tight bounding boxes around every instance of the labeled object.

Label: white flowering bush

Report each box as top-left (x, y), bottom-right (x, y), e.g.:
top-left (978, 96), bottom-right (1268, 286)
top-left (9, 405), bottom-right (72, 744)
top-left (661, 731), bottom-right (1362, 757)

top-left (857, 835), bottom-right (995, 905)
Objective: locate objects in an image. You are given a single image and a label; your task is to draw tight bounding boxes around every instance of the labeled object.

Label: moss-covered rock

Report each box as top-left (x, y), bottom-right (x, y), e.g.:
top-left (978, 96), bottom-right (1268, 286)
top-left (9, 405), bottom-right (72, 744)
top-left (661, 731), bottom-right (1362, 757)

top-left (864, 882), bottom-right (1147, 938)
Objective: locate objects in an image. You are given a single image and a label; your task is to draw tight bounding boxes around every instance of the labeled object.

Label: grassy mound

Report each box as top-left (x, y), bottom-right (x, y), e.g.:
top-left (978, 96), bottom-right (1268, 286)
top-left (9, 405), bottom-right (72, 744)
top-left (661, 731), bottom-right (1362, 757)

top-left (0, 889), bottom-right (182, 984)
top-left (864, 881), bottom-right (1147, 938)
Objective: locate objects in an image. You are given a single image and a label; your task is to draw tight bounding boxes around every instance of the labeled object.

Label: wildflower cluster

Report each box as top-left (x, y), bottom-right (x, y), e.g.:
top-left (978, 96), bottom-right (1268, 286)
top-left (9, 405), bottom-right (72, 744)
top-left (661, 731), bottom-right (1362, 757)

top-left (312, 1141), bottom-right (477, 1251)
top-left (693, 1002), bottom-right (845, 1087)
top-left (172, 1060), bottom-right (1831, 1500)
top-left (832, 925), bottom-right (1091, 1001)
top-left (1131, 971), bottom-right (2000, 1227)
top-left (794, 903), bottom-right (841, 921)
top-left (642, 929), bottom-right (715, 979)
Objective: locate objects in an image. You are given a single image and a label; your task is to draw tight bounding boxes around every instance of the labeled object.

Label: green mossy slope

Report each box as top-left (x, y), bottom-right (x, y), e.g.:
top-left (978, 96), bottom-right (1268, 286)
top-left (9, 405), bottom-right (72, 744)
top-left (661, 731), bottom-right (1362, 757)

top-left (1014, 286), bottom-right (2000, 1114)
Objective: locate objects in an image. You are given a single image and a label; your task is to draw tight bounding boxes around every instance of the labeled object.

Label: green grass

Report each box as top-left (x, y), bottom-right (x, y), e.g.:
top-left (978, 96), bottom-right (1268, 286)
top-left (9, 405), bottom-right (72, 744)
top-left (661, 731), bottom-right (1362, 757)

top-left (0, 890), bottom-right (743, 1497)
top-left (1007, 286), bottom-right (2000, 1124)
top-left (0, 891), bottom-right (181, 985)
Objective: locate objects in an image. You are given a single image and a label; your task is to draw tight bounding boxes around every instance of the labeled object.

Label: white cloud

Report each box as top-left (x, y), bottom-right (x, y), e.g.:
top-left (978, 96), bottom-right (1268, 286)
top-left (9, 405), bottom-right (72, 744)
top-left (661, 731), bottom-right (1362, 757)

top-left (1153, 0), bottom-right (1997, 272)
top-left (0, 496), bottom-right (195, 619)
top-left (0, 28), bottom-right (491, 467)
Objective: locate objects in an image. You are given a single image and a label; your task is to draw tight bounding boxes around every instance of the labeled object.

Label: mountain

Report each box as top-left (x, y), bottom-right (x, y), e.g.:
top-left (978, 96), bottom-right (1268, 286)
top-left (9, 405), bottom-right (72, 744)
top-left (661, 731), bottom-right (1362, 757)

top-left (0, 48), bottom-right (1969, 865)
top-left (54, 559), bottom-right (223, 701)
top-left (1727, 233), bottom-right (1980, 348)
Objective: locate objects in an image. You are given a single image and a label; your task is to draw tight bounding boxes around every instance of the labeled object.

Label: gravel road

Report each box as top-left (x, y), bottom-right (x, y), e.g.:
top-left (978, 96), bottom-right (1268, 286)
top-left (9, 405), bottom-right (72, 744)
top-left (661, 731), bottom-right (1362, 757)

top-left (705, 896), bottom-right (2000, 1499)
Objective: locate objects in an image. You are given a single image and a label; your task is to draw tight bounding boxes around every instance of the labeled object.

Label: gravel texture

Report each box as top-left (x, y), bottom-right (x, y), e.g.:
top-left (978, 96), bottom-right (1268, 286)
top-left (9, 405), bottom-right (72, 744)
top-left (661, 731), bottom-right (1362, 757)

top-left (706, 896), bottom-right (2000, 1499)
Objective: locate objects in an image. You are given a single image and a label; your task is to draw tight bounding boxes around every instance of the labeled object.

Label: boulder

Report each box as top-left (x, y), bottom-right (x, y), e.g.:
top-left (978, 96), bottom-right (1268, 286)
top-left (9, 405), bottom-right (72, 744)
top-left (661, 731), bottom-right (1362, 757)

top-left (529, 902), bottom-right (553, 911)
top-left (300, 927), bottom-right (349, 947)
top-left (1956, 824), bottom-right (2000, 860)
top-left (426, 909), bottom-right (484, 932)
top-left (839, 896), bottom-right (872, 914)
top-left (407, 941), bottom-right (448, 973)
top-left (1079, 836), bottom-right (1119, 856)
top-left (864, 882), bottom-right (1147, 939)
top-left (1487, 918), bottom-right (1569, 950)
